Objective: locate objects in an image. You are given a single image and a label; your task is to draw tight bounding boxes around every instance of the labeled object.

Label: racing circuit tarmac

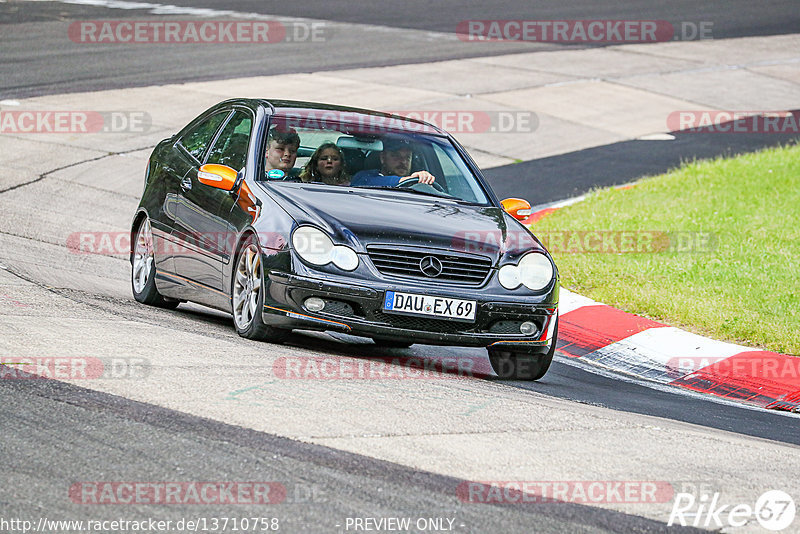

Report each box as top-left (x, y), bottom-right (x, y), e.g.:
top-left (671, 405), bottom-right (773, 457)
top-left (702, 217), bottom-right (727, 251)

top-left (3, 0), bottom-right (799, 98)
top-left (1, 1), bottom-right (800, 533)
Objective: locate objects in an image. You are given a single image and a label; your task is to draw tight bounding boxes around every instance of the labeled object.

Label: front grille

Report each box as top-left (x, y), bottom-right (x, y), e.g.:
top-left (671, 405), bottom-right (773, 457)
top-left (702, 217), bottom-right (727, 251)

top-left (367, 245), bottom-right (492, 285)
top-left (372, 310), bottom-right (477, 334)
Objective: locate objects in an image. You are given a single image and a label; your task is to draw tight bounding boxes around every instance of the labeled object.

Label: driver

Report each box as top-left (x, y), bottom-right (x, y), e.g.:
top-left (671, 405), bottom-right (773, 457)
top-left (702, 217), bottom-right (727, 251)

top-left (350, 137), bottom-right (436, 187)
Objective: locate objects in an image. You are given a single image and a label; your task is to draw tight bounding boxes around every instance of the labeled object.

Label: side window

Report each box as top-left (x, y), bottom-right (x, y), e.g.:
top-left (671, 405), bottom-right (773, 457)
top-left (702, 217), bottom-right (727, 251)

top-left (179, 112), bottom-right (228, 162)
top-left (205, 110), bottom-right (253, 171)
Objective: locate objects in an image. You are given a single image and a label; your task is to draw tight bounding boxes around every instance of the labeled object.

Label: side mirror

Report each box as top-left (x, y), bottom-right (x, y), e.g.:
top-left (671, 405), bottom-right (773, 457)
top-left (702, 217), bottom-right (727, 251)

top-left (501, 198), bottom-right (533, 221)
top-left (198, 164), bottom-right (238, 191)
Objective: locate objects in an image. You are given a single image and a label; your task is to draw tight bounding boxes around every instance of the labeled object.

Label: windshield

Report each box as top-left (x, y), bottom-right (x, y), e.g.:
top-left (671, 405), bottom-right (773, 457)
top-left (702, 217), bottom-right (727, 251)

top-left (260, 112), bottom-right (490, 204)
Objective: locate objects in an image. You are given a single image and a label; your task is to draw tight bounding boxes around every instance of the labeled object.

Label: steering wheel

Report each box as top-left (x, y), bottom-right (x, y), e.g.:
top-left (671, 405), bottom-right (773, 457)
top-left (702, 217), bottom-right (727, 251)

top-left (397, 176), bottom-right (446, 193)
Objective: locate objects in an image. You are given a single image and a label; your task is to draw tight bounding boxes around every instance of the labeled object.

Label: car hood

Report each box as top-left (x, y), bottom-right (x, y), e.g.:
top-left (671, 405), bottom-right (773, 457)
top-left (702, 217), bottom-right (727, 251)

top-left (260, 183), bottom-right (544, 260)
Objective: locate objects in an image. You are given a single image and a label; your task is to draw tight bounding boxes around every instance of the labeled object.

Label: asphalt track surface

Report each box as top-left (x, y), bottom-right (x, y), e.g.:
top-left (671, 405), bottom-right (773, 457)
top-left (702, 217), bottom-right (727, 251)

top-left (2, 0), bottom-right (800, 97)
top-left (160, 1), bottom-right (800, 37)
top-left (2, 1), bottom-right (800, 532)
top-left (0, 277), bottom-right (797, 532)
top-left (2, 373), bottom-right (704, 534)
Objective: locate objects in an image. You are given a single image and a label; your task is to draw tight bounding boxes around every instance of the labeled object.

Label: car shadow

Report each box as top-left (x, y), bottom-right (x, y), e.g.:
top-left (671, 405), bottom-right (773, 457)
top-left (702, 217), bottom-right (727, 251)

top-left (284, 330), bottom-right (496, 380)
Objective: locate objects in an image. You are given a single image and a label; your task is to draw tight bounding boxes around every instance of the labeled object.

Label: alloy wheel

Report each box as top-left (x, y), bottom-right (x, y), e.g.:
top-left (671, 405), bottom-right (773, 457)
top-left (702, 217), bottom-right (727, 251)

top-left (132, 219), bottom-right (154, 294)
top-left (233, 243), bottom-right (262, 329)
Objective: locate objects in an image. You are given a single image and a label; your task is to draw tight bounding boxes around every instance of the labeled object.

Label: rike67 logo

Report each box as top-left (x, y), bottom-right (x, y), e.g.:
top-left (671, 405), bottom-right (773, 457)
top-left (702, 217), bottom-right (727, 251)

top-left (669, 490), bottom-right (796, 531)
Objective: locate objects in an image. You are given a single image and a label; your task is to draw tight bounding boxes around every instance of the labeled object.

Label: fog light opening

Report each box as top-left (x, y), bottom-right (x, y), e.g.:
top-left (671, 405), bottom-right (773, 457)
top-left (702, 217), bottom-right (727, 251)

top-left (520, 321), bottom-right (537, 335)
top-left (305, 297), bottom-right (325, 312)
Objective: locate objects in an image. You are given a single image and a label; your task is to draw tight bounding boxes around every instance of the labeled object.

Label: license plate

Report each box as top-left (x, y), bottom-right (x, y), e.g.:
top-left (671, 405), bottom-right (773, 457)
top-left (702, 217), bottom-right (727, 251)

top-left (383, 291), bottom-right (476, 322)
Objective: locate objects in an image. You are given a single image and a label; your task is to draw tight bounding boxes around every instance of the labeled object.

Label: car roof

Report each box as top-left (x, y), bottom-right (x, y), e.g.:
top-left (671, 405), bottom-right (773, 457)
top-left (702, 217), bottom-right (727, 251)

top-left (262, 99), bottom-right (446, 136)
top-left (207, 98), bottom-right (447, 136)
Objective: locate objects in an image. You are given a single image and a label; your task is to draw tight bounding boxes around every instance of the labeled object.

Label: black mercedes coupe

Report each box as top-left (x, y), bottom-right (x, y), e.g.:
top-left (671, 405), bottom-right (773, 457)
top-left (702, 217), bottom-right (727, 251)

top-left (131, 99), bottom-right (559, 380)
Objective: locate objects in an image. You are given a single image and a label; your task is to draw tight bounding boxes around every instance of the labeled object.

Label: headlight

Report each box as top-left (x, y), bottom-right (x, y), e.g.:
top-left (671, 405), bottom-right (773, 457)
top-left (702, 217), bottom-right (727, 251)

top-left (331, 245), bottom-right (358, 271)
top-left (291, 226), bottom-right (359, 271)
top-left (498, 264), bottom-right (521, 289)
top-left (498, 252), bottom-right (553, 291)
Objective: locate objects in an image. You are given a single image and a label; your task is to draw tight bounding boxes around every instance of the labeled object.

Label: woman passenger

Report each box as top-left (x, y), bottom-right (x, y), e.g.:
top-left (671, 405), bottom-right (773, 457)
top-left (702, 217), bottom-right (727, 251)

top-left (299, 143), bottom-right (351, 186)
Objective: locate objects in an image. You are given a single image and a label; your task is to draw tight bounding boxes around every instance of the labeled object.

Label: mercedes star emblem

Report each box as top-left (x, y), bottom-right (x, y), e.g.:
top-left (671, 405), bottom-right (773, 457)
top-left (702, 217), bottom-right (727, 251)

top-left (419, 255), bottom-right (443, 277)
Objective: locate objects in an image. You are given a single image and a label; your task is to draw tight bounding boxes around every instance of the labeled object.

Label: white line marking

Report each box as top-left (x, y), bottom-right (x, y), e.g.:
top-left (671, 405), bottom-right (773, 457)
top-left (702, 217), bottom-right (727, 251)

top-left (638, 133), bottom-right (675, 140)
top-left (559, 288), bottom-right (599, 315)
top-left (529, 194), bottom-right (586, 214)
top-left (597, 326), bottom-right (747, 369)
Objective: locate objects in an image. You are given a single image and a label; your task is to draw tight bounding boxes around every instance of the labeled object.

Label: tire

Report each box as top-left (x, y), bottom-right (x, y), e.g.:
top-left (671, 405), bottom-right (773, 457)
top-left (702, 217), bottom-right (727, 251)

top-left (488, 321), bottom-right (558, 380)
top-left (131, 218), bottom-right (180, 309)
top-left (372, 337), bottom-right (414, 349)
top-left (232, 235), bottom-right (289, 343)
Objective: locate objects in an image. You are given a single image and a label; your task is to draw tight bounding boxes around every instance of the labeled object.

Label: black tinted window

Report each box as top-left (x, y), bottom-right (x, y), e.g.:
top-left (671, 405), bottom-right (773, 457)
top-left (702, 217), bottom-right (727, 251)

top-left (180, 112), bottom-right (228, 161)
top-left (205, 110), bottom-right (253, 171)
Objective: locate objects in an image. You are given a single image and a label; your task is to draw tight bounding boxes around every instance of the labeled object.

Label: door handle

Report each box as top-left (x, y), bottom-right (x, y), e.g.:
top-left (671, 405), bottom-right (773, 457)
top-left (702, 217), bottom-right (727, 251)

top-left (180, 175), bottom-right (192, 191)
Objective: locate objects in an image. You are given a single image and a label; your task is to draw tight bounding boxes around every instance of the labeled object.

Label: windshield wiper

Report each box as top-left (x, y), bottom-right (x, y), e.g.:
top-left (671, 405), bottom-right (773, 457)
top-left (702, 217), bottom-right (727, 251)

top-left (353, 185), bottom-right (458, 200)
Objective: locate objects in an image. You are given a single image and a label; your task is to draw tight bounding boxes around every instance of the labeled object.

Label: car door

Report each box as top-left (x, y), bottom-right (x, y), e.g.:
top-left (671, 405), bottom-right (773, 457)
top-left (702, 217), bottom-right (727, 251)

top-left (164, 109), bottom-right (231, 299)
top-left (204, 107), bottom-right (256, 269)
top-left (148, 111), bottom-right (228, 296)
top-left (173, 108), bottom-right (253, 307)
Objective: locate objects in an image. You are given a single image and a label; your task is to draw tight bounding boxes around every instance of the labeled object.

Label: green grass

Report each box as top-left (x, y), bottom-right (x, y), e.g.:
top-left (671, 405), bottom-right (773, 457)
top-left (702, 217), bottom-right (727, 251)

top-left (529, 143), bottom-right (800, 355)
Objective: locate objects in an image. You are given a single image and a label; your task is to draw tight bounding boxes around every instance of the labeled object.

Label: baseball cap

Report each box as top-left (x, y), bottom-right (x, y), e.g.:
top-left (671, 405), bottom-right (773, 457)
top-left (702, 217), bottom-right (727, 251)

top-left (382, 136), bottom-right (413, 152)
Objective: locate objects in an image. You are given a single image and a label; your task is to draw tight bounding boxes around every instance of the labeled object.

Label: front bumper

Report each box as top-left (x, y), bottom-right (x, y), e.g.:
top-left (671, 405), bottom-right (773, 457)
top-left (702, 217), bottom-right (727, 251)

top-left (262, 271), bottom-right (558, 351)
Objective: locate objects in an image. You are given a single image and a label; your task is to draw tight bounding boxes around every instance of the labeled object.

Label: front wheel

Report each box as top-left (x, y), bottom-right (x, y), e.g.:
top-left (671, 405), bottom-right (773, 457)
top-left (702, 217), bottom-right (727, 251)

top-left (232, 235), bottom-right (289, 343)
top-left (131, 218), bottom-right (179, 309)
top-left (488, 321), bottom-right (558, 380)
